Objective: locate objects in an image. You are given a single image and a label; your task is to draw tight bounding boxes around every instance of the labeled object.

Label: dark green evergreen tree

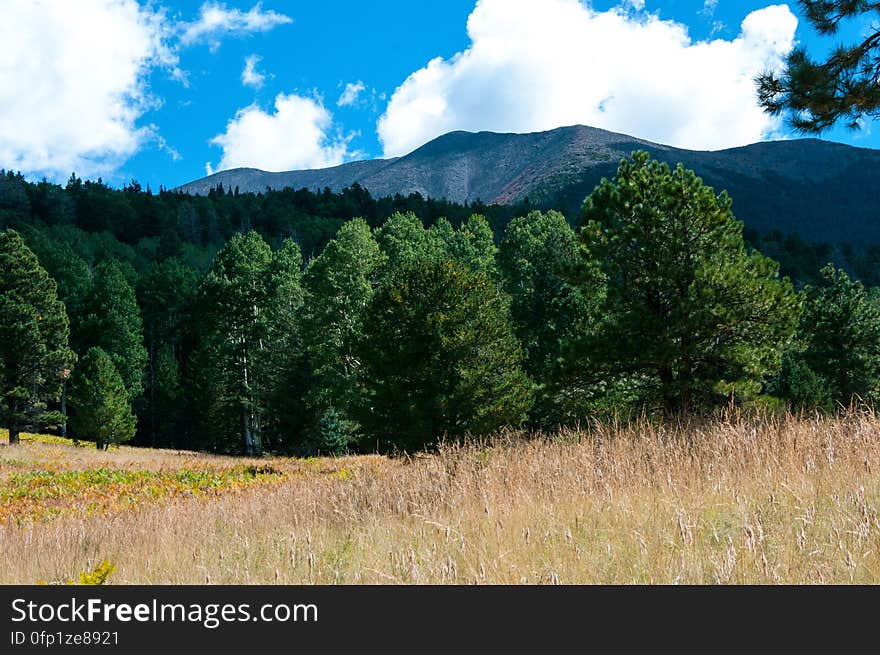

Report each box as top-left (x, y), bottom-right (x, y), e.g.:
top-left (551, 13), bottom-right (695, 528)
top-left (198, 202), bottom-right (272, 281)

top-left (757, 2), bottom-right (880, 132)
top-left (0, 230), bottom-right (75, 444)
top-left (766, 350), bottom-right (833, 412)
top-left (191, 231), bottom-right (273, 454)
top-left (302, 406), bottom-right (355, 456)
top-left (16, 229), bottom-right (91, 437)
top-left (82, 260), bottom-right (147, 398)
top-left (798, 265), bottom-right (880, 405)
top-left (70, 347), bottom-right (136, 449)
top-left (356, 260), bottom-right (532, 452)
top-left (577, 152), bottom-right (800, 412)
top-left (151, 345), bottom-right (183, 447)
top-left (137, 258), bottom-right (197, 446)
top-left (499, 210), bottom-right (600, 424)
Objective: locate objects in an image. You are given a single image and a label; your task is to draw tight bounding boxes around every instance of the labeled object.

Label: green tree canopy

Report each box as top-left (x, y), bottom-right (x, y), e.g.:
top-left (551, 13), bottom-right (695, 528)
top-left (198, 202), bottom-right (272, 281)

top-left (82, 260), bottom-right (147, 398)
top-left (356, 260), bottom-right (532, 452)
top-left (577, 152), bottom-right (800, 412)
top-left (442, 214), bottom-right (498, 278)
top-left (192, 231), bottom-right (275, 454)
top-left (374, 211), bottom-right (444, 275)
top-left (70, 347), bottom-right (136, 450)
top-left (0, 230), bottom-right (75, 444)
top-left (757, 1), bottom-right (880, 132)
top-left (262, 238), bottom-right (310, 452)
top-left (799, 265), bottom-right (880, 405)
top-left (499, 210), bottom-right (600, 424)
top-left (302, 218), bottom-right (384, 443)
top-left (137, 257), bottom-right (198, 447)
top-left (375, 211), bottom-right (498, 279)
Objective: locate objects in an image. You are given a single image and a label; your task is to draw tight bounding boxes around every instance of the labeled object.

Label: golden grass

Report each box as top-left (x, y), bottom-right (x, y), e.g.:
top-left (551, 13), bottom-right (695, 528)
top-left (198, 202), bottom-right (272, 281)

top-left (1, 413), bottom-right (879, 584)
top-left (0, 430), bottom-right (370, 526)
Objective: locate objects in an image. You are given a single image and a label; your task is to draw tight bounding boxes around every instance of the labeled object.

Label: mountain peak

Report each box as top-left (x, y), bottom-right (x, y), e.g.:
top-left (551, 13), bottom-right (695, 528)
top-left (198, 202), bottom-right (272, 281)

top-left (177, 126), bottom-right (880, 243)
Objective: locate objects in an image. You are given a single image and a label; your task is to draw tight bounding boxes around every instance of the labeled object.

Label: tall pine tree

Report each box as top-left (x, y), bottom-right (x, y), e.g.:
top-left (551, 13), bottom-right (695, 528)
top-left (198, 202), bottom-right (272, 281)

top-left (70, 347), bottom-right (136, 449)
top-left (82, 260), bottom-right (147, 398)
top-left (578, 152), bottom-right (800, 412)
top-left (499, 211), bottom-right (600, 424)
top-left (799, 265), bottom-right (880, 405)
top-left (138, 258), bottom-right (197, 446)
top-left (0, 230), bottom-right (75, 444)
top-left (356, 260), bottom-right (532, 452)
top-left (190, 231), bottom-right (301, 455)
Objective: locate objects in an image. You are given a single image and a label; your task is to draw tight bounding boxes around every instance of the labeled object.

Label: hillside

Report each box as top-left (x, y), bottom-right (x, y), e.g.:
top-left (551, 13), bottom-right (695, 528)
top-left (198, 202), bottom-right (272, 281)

top-left (179, 125), bottom-right (880, 243)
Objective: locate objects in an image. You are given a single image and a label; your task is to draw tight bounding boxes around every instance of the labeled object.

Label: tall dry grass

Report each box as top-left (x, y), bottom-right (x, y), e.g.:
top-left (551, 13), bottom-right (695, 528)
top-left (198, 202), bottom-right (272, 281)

top-left (2, 412), bottom-right (879, 584)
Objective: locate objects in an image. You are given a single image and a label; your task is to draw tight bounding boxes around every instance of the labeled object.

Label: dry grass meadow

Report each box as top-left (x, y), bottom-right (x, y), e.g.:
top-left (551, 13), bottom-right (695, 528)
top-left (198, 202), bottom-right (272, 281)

top-left (2, 412), bottom-right (880, 584)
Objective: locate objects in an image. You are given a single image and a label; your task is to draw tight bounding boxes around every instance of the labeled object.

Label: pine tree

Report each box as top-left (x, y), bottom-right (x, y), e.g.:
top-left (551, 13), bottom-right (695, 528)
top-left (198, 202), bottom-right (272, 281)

top-left (15, 229), bottom-right (90, 438)
top-left (798, 265), bottom-right (880, 405)
top-left (70, 347), bottom-right (136, 450)
top-left (499, 211), bottom-right (600, 424)
top-left (138, 258), bottom-right (197, 446)
top-left (82, 260), bottom-right (147, 398)
top-left (302, 406), bottom-right (354, 456)
top-left (577, 152), bottom-right (800, 413)
top-left (356, 259), bottom-right (532, 452)
top-left (0, 230), bottom-right (75, 444)
top-left (757, 1), bottom-right (880, 132)
top-left (151, 345), bottom-right (183, 448)
top-left (194, 231), bottom-right (273, 455)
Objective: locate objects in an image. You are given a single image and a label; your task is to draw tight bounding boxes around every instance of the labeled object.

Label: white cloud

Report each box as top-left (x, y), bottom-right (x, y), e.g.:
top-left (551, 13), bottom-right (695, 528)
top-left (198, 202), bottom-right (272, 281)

top-left (241, 54), bottom-right (266, 88)
top-left (0, 0), bottom-right (178, 180)
top-left (208, 93), bottom-right (350, 173)
top-left (701, 0), bottom-right (723, 30)
top-left (180, 2), bottom-right (292, 50)
top-left (337, 81), bottom-right (366, 107)
top-left (0, 1), bottom-right (296, 181)
top-left (153, 130), bottom-right (182, 161)
top-left (377, 0), bottom-right (797, 156)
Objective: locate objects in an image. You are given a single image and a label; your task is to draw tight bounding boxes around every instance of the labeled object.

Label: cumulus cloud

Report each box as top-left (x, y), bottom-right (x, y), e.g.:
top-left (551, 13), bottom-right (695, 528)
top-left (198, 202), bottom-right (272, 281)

top-left (0, 1), bottom-right (294, 181)
top-left (377, 0), bottom-right (797, 156)
top-left (208, 93), bottom-right (349, 173)
top-left (0, 0), bottom-right (178, 180)
top-left (179, 2), bottom-right (292, 50)
top-left (337, 81), bottom-right (366, 107)
top-left (241, 54), bottom-right (266, 88)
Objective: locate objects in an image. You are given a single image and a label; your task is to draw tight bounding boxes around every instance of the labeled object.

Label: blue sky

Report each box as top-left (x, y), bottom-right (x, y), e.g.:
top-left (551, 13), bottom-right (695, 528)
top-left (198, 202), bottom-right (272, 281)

top-left (1, 1), bottom-right (877, 190)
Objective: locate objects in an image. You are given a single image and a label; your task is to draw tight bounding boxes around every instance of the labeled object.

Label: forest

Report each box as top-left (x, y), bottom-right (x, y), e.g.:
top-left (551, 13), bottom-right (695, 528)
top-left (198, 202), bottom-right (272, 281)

top-left (2, 151), bottom-right (880, 456)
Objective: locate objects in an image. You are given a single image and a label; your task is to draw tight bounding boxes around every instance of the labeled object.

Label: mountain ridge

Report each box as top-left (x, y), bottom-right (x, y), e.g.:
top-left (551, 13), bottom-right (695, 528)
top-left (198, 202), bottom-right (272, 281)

top-left (178, 125), bottom-right (880, 243)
